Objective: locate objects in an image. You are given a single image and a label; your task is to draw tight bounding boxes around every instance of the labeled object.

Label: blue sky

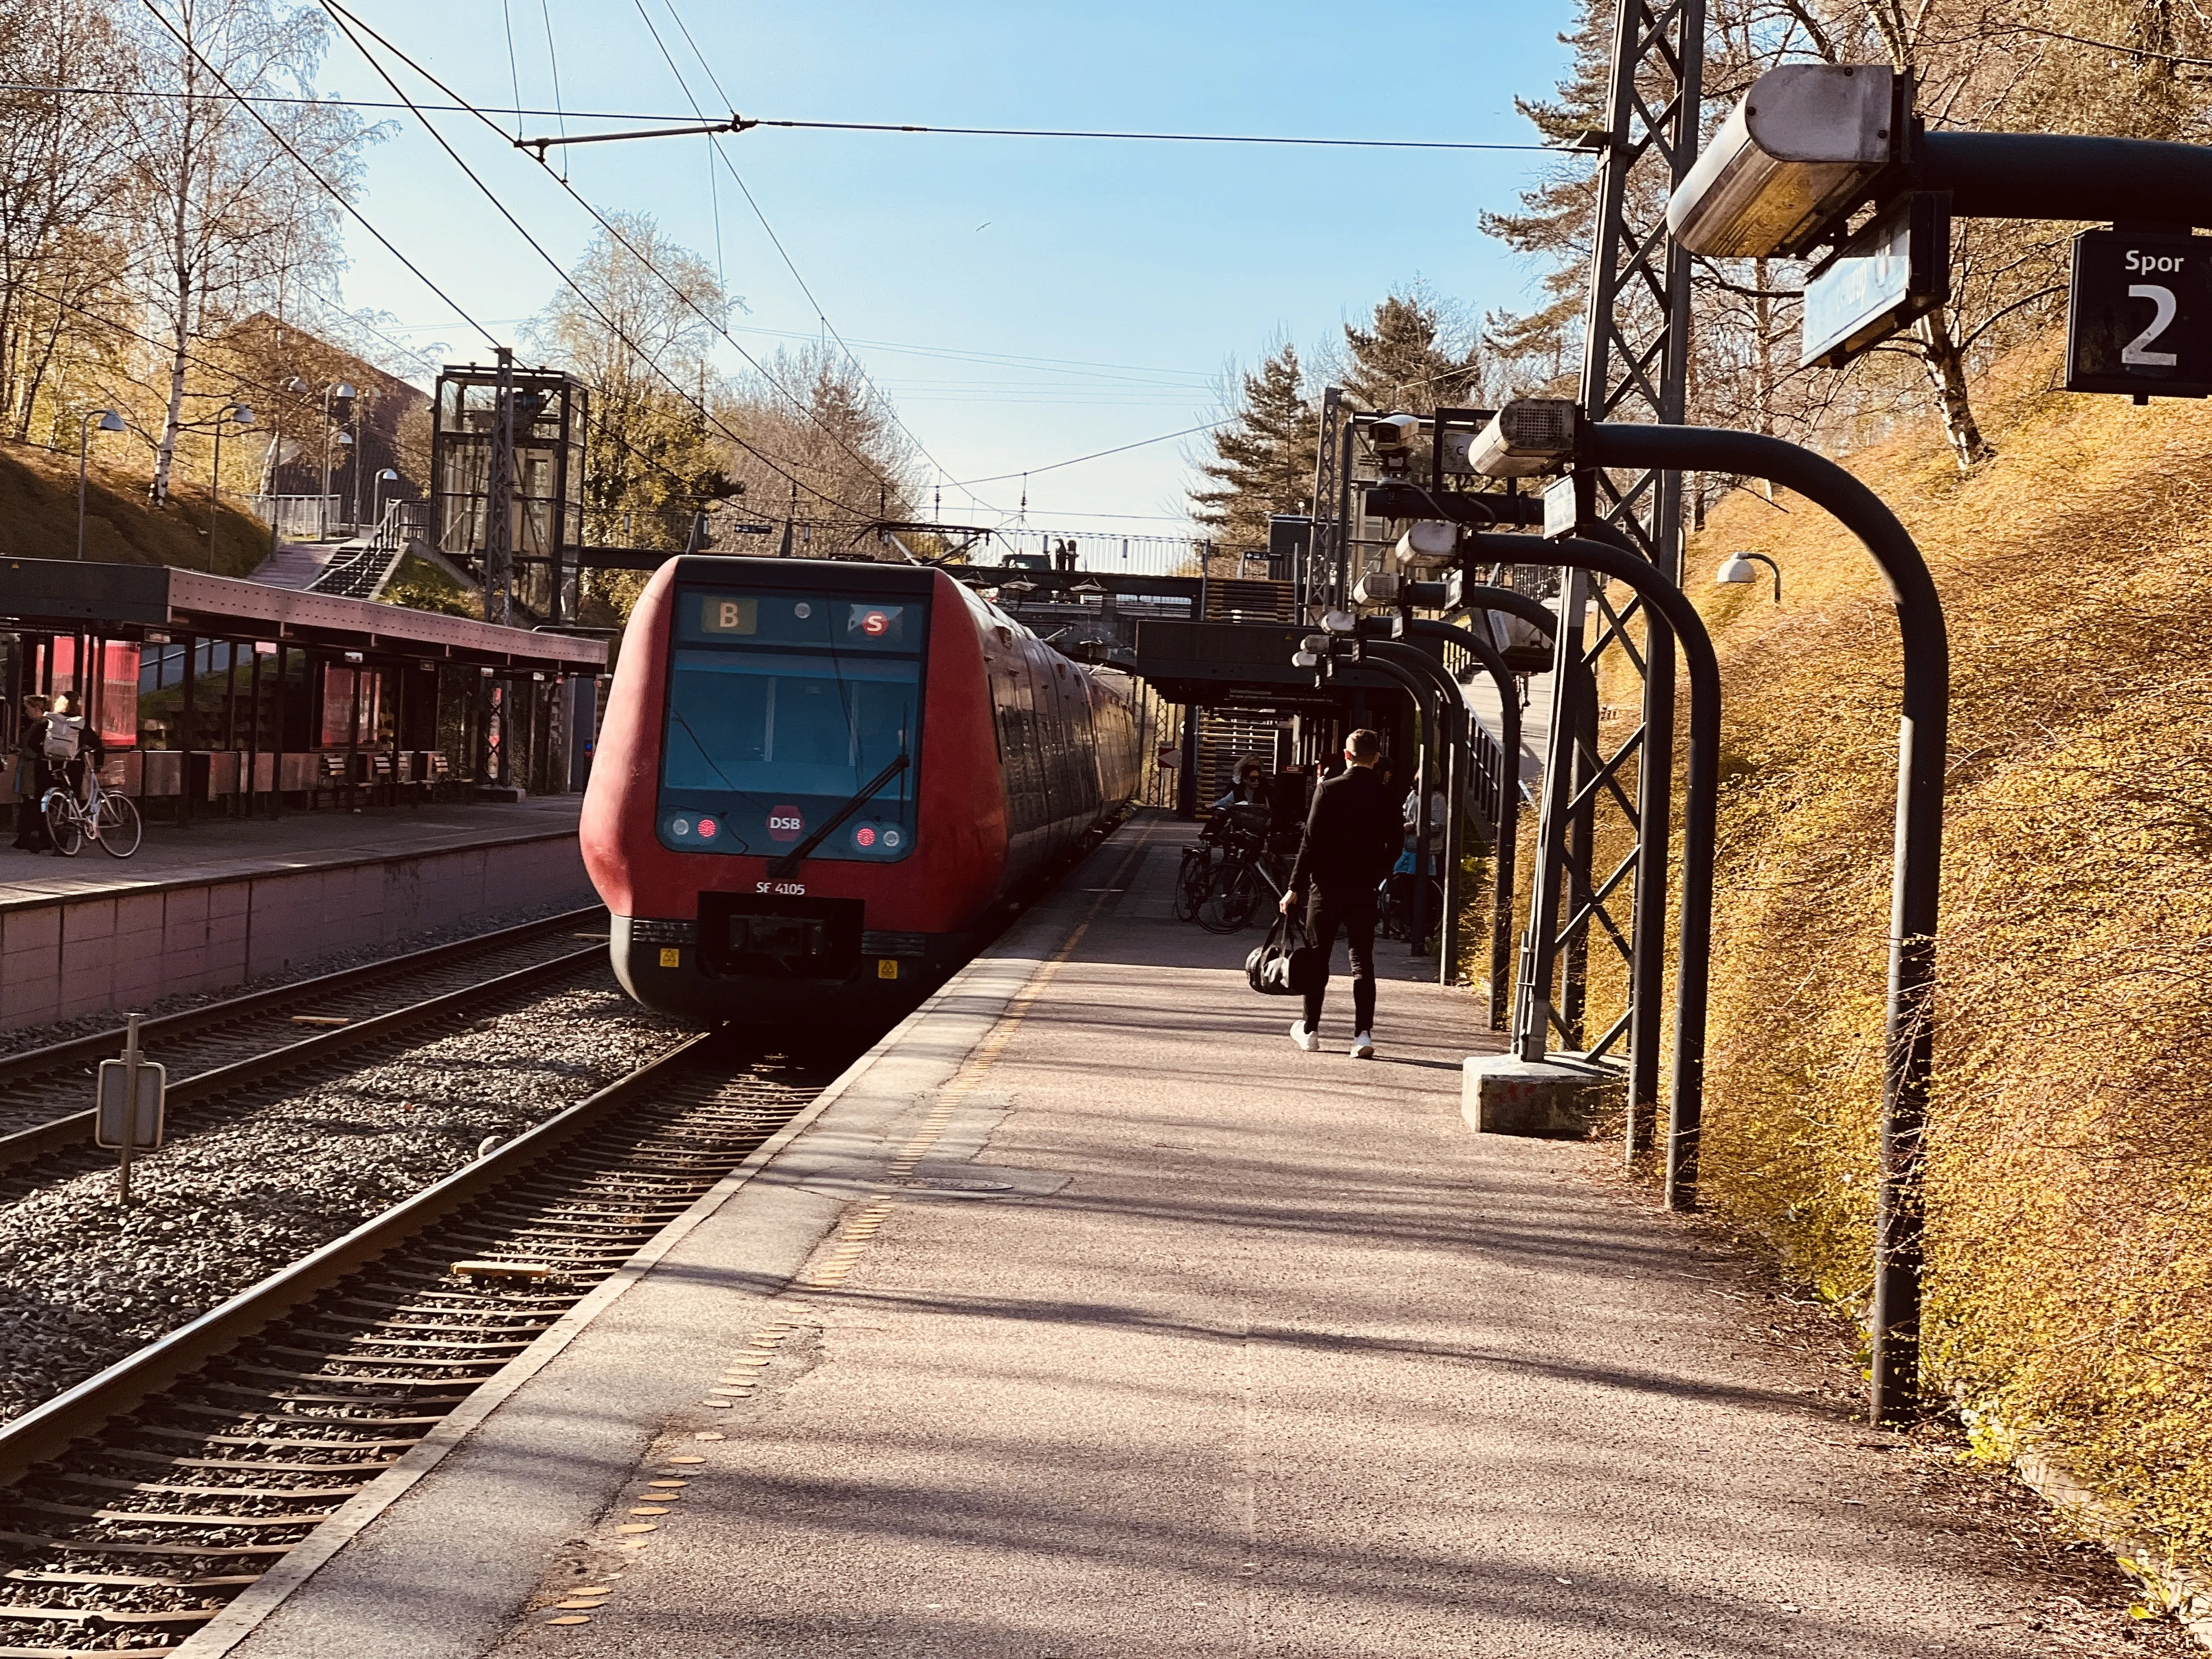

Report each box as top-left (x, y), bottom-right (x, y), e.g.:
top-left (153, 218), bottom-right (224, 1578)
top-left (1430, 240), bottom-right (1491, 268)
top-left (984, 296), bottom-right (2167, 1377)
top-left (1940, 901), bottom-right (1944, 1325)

top-left (329, 2), bottom-right (1581, 535)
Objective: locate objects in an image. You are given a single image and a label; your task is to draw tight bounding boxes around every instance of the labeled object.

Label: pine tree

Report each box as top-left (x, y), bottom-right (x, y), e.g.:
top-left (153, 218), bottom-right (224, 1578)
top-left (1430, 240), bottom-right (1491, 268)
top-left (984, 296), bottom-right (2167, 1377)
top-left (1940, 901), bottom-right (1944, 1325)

top-left (1478, 0), bottom-right (1610, 397)
top-left (1340, 292), bottom-right (1482, 414)
top-left (1189, 342), bottom-right (1318, 554)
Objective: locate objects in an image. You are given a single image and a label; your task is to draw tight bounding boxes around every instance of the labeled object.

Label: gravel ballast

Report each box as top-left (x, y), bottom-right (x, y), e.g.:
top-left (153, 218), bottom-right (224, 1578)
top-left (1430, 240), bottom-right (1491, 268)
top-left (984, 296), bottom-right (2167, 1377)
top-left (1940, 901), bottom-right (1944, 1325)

top-left (0, 972), bottom-right (685, 1425)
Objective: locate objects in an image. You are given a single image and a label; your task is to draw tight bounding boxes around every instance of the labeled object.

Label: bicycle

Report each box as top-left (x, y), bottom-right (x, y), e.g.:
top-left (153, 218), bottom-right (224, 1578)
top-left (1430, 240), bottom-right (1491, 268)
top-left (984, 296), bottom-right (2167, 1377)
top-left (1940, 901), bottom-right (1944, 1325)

top-left (1195, 830), bottom-right (1285, 935)
top-left (1377, 872), bottom-right (1445, 946)
top-left (43, 764), bottom-right (142, 859)
top-left (1171, 843), bottom-right (1216, 922)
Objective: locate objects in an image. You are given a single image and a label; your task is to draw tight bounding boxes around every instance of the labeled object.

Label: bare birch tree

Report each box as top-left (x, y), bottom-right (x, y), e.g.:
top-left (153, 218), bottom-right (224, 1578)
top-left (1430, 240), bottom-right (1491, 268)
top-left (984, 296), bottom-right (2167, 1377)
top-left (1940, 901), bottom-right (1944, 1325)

top-left (119, 0), bottom-right (370, 506)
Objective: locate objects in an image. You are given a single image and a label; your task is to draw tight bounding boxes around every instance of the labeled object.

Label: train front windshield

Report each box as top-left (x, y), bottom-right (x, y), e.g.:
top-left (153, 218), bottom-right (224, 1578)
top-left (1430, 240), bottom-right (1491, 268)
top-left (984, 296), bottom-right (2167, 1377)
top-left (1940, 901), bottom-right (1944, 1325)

top-left (657, 587), bottom-right (925, 862)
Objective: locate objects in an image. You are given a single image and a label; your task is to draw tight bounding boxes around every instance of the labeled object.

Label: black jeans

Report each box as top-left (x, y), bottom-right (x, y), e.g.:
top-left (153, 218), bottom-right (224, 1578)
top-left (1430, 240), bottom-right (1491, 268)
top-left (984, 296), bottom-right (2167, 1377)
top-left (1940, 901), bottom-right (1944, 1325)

top-left (10, 763), bottom-right (52, 850)
top-left (1302, 886), bottom-right (1377, 1033)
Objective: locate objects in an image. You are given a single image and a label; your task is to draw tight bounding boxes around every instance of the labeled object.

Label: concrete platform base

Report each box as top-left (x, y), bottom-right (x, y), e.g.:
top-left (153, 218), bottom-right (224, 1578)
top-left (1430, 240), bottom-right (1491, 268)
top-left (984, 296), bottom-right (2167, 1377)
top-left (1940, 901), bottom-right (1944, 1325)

top-left (0, 799), bottom-right (591, 1030)
top-left (1464, 1049), bottom-right (1617, 1137)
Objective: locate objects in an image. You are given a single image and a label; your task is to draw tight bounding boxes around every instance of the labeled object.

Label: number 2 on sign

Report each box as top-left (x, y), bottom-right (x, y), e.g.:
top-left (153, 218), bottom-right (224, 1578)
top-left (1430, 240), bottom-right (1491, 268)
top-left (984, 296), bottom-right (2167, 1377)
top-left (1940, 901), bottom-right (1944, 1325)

top-left (2125, 283), bottom-right (2181, 368)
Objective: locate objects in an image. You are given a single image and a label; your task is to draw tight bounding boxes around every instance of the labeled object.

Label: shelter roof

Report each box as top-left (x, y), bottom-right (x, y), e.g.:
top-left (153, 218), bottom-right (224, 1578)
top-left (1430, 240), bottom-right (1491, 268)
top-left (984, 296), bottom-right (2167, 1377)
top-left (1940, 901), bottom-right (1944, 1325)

top-left (0, 559), bottom-right (605, 673)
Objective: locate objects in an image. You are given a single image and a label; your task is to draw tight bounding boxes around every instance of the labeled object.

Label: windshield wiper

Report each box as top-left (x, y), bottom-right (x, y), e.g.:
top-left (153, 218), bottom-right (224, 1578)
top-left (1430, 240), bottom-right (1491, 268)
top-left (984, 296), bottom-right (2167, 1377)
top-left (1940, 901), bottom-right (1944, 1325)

top-left (766, 752), bottom-right (910, 878)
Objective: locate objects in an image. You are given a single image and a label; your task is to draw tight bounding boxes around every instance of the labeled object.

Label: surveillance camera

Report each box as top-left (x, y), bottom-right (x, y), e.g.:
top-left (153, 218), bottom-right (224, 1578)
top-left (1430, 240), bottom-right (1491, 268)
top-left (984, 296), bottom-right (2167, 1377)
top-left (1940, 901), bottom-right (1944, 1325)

top-left (1368, 414), bottom-right (1421, 454)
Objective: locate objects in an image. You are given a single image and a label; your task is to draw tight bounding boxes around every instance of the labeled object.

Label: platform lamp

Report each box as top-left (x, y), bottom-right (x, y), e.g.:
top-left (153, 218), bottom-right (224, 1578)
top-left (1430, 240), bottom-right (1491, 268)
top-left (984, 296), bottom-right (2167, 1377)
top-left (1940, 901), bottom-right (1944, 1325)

top-left (372, 467), bottom-right (400, 527)
top-left (76, 408), bottom-right (125, 560)
top-left (207, 404), bottom-right (253, 562)
top-left (1716, 550), bottom-right (1782, 604)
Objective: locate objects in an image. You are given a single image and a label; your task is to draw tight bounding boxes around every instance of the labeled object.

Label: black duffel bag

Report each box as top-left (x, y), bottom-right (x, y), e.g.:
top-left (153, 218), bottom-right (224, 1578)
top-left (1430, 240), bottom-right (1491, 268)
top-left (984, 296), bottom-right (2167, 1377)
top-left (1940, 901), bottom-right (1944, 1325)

top-left (1246, 911), bottom-right (1324, 997)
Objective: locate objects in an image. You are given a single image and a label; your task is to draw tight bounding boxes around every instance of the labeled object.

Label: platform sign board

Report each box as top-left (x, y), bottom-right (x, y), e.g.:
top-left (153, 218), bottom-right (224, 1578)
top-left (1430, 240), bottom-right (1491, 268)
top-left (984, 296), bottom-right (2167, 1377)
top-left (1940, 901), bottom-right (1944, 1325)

top-left (2066, 229), bottom-right (2212, 398)
top-left (94, 1057), bottom-right (165, 1150)
top-left (1802, 193), bottom-right (1950, 368)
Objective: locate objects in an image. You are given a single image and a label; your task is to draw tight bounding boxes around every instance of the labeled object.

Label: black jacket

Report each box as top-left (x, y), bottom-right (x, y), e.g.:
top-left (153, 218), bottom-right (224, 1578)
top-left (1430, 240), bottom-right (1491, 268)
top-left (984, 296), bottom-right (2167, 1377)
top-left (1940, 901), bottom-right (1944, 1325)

top-left (1287, 764), bottom-right (1401, 897)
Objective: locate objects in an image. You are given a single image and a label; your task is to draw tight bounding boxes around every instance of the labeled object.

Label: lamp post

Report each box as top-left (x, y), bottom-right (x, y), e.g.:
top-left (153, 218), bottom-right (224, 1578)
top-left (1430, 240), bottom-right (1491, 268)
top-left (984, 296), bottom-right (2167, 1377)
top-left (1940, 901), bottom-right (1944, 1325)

top-left (372, 467), bottom-right (400, 528)
top-left (318, 380), bottom-right (357, 540)
top-left (1466, 529), bottom-right (1725, 1221)
top-left (329, 430), bottom-right (353, 538)
top-left (1583, 422), bottom-right (1946, 1428)
top-left (76, 409), bottom-right (125, 561)
top-left (1717, 551), bottom-right (1781, 604)
top-left (208, 404), bottom-right (253, 562)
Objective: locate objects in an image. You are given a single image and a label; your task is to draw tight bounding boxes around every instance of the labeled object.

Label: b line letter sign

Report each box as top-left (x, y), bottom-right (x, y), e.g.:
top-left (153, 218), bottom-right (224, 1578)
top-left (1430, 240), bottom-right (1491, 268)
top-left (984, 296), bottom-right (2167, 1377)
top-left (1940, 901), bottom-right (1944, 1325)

top-left (2067, 229), bottom-right (2212, 398)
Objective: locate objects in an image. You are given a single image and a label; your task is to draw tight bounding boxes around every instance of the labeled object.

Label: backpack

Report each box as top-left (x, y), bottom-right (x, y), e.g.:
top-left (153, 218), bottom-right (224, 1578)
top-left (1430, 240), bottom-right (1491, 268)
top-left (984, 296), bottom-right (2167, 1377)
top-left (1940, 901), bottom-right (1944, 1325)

top-left (42, 715), bottom-right (81, 761)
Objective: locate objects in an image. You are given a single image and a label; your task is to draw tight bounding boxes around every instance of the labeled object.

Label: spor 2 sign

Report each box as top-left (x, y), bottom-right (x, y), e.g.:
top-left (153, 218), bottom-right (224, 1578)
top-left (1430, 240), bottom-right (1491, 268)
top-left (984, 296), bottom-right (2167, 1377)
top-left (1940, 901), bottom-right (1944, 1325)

top-left (2067, 229), bottom-right (2212, 399)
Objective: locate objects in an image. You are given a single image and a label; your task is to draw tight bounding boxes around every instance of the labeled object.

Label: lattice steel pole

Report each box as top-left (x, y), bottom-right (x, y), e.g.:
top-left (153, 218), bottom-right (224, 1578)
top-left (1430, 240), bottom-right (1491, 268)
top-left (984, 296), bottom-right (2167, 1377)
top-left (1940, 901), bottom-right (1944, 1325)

top-left (1515, 0), bottom-right (1703, 1156)
top-left (1306, 388), bottom-right (1342, 623)
top-left (487, 345), bottom-right (517, 630)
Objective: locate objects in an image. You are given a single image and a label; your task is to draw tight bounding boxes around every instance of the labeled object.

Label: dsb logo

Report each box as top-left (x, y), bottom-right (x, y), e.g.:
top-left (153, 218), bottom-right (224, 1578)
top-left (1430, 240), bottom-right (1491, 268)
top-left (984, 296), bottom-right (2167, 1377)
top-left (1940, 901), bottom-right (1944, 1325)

top-left (766, 806), bottom-right (805, 844)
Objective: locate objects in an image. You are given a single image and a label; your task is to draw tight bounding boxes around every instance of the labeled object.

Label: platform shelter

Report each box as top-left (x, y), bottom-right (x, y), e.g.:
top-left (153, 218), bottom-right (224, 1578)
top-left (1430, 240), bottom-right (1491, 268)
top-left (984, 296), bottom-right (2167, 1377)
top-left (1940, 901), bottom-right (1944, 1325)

top-left (0, 558), bottom-right (607, 825)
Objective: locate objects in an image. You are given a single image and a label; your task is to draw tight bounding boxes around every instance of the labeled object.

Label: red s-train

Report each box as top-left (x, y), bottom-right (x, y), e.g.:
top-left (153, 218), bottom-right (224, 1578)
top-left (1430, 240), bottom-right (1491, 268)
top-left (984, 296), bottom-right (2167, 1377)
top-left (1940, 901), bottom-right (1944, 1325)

top-left (582, 555), bottom-right (1141, 1026)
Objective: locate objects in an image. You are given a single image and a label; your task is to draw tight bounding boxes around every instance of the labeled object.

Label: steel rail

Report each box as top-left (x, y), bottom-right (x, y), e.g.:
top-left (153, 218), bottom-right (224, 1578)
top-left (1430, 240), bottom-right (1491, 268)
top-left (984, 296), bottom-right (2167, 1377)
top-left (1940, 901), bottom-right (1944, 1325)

top-left (0, 1035), bottom-right (827, 1656)
top-left (0, 1034), bottom-right (723, 1489)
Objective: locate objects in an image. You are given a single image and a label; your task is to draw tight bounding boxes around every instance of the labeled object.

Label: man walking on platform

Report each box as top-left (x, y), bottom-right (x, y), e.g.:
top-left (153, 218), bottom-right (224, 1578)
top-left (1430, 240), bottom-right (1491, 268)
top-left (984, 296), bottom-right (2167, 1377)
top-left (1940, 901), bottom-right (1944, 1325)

top-left (1280, 727), bottom-right (1401, 1059)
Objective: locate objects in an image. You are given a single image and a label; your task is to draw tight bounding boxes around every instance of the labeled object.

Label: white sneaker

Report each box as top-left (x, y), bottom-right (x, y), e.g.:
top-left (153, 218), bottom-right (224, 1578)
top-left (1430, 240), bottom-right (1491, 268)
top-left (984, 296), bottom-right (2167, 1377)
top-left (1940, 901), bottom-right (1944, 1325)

top-left (1349, 1032), bottom-right (1375, 1059)
top-left (1290, 1020), bottom-right (1320, 1053)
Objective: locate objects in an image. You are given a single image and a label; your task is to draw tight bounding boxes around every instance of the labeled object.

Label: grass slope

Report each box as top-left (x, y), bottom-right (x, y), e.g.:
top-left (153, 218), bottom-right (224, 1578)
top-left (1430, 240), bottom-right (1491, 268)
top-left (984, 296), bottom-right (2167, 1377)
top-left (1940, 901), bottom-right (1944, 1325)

top-left (0, 439), bottom-right (267, 578)
top-left (1685, 340), bottom-right (2212, 1571)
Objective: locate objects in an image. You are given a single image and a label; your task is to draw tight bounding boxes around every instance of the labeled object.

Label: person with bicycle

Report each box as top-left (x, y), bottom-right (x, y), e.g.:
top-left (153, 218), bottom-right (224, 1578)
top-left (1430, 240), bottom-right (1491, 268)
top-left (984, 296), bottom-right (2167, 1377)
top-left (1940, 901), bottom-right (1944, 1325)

top-left (1279, 727), bottom-right (1401, 1059)
top-left (10, 693), bottom-right (53, 853)
top-left (1211, 758), bottom-right (1270, 814)
top-left (35, 691), bottom-right (140, 859)
top-left (46, 692), bottom-right (102, 803)
top-left (1387, 780), bottom-right (1449, 938)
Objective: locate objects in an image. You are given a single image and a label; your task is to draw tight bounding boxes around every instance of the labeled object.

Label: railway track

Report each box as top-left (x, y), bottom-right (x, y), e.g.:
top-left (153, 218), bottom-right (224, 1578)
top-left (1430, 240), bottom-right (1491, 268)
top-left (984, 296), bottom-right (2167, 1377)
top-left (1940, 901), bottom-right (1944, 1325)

top-left (0, 908), bottom-right (611, 1170)
top-left (0, 1032), bottom-right (835, 1656)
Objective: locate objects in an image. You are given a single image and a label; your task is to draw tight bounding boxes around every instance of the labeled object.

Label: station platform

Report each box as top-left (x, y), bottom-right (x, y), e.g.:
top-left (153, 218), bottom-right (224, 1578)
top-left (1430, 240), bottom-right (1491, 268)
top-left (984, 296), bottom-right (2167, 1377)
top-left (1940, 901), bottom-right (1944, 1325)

top-left (0, 797), bottom-right (591, 1030)
top-left (199, 814), bottom-right (2063, 1658)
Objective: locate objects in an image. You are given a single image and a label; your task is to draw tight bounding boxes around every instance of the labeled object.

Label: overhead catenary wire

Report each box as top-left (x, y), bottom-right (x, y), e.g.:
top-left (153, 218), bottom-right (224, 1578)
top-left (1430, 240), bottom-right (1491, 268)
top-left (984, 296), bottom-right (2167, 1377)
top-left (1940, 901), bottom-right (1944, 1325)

top-left (535, 0), bottom-right (568, 154)
top-left (498, 0), bottom-right (522, 140)
top-left (66, 19), bottom-right (1361, 534)
top-left (128, 0), bottom-right (872, 532)
top-left (19, 58), bottom-right (1114, 541)
top-left (314, 2), bottom-right (880, 522)
top-left (952, 419), bottom-right (1232, 486)
top-left (0, 81), bottom-right (1564, 150)
top-left (128, 0), bottom-right (499, 354)
top-left (629, 0), bottom-right (998, 522)
top-left (319, 1), bottom-right (910, 518)
top-left (15, 273), bottom-right (771, 546)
